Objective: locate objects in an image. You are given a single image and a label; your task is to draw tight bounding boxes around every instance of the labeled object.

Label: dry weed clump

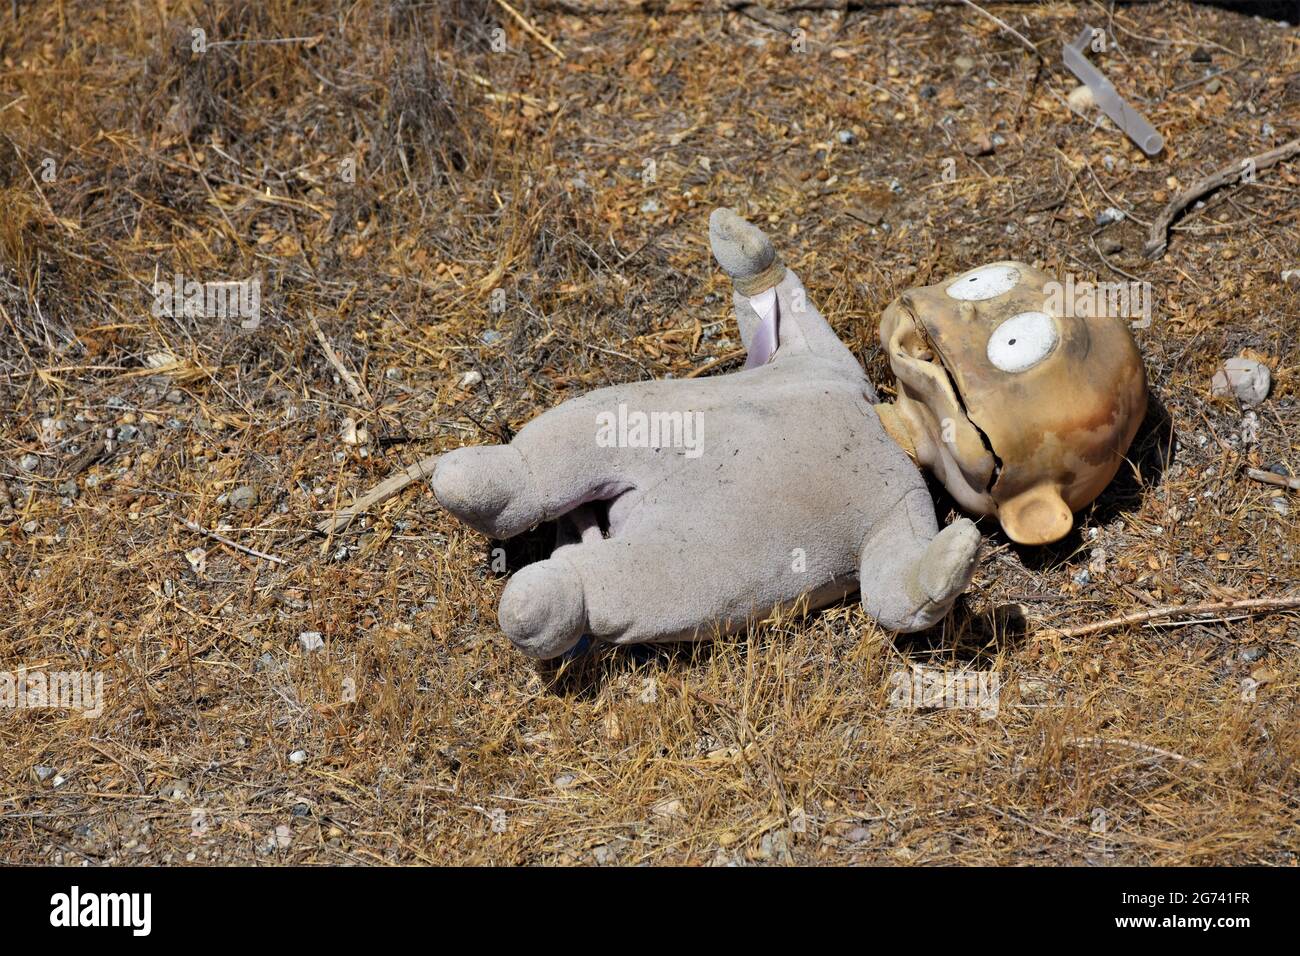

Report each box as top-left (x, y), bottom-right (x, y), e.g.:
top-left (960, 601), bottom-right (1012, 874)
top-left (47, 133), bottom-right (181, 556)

top-left (0, 1), bottom-right (1297, 865)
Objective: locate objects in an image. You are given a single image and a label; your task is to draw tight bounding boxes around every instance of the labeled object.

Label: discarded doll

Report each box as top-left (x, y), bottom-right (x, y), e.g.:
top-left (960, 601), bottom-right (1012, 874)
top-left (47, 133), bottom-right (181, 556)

top-left (431, 209), bottom-right (1146, 658)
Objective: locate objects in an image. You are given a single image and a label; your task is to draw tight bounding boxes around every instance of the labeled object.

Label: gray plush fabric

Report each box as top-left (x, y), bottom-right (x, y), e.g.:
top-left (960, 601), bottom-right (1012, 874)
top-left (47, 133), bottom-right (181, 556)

top-left (432, 209), bottom-right (979, 658)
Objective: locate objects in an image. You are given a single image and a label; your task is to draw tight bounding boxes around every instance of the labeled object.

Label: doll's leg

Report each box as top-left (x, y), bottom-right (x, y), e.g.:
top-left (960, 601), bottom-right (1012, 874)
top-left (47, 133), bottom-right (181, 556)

top-left (708, 208), bottom-right (860, 373)
top-left (858, 488), bottom-right (980, 632)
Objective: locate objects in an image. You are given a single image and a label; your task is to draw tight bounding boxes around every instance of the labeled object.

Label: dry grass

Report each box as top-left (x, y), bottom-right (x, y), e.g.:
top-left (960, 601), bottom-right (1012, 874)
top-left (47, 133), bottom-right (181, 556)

top-left (1, 0), bottom-right (1297, 865)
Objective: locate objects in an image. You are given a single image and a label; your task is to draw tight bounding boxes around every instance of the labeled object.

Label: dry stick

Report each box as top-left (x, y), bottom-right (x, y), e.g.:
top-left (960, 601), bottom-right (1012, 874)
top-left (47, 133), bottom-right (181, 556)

top-left (684, 347), bottom-right (747, 378)
top-left (493, 0), bottom-right (566, 59)
top-left (1046, 596), bottom-right (1300, 639)
top-left (1244, 467), bottom-right (1300, 492)
top-left (180, 517), bottom-right (286, 565)
top-left (1145, 138), bottom-right (1300, 258)
top-left (308, 313), bottom-right (371, 406)
top-left (955, 0), bottom-right (1040, 58)
top-left (1066, 737), bottom-right (1203, 769)
top-left (315, 452), bottom-right (440, 535)
top-left (728, 1), bottom-right (794, 33)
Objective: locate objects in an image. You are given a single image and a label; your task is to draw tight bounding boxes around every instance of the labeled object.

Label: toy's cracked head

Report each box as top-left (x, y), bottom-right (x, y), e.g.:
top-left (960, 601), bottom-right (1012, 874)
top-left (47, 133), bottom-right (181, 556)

top-left (878, 261), bottom-right (1147, 545)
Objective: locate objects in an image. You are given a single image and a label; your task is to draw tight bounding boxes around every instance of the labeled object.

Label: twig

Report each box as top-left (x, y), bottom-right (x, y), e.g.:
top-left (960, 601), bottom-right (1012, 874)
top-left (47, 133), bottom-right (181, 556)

top-left (727, 1), bottom-right (795, 33)
top-left (180, 517), bottom-right (286, 565)
top-left (1244, 467), bottom-right (1300, 492)
top-left (65, 437), bottom-right (109, 476)
top-left (308, 313), bottom-right (371, 406)
top-left (1066, 737), bottom-right (1203, 769)
top-left (1045, 596), bottom-right (1300, 639)
top-left (493, 0), bottom-right (566, 59)
top-left (315, 452), bottom-right (440, 535)
top-left (1144, 138), bottom-right (1300, 258)
top-left (684, 348), bottom-right (746, 378)
top-left (955, 0), bottom-right (1040, 58)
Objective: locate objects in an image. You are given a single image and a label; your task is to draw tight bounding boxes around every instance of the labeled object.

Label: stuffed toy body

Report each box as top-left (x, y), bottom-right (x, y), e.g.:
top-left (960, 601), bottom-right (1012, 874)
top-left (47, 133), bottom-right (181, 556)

top-left (432, 210), bottom-right (980, 658)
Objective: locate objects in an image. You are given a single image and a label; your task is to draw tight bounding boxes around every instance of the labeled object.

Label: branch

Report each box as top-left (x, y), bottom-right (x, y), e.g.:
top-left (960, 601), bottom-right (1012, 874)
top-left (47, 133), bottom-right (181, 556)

top-left (309, 313), bottom-right (372, 407)
top-left (315, 452), bottom-right (441, 535)
top-left (1046, 596), bottom-right (1300, 639)
top-left (180, 517), bottom-right (286, 565)
top-left (1145, 138), bottom-right (1300, 259)
top-left (1244, 467), bottom-right (1300, 492)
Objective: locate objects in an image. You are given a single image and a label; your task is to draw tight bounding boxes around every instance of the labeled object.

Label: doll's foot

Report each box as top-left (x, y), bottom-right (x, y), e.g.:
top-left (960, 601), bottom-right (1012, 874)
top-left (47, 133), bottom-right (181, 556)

top-left (709, 208), bottom-right (784, 295)
top-left (911, 518), bottom-right (981, 627)
top-left (498, 559), bottom-right (587, 659)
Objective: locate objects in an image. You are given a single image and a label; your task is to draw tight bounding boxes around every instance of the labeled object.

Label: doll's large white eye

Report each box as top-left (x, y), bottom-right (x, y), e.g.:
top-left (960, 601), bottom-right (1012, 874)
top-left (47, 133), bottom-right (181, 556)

top-left (986, 311), bottom-right (1058, 373)
top-left (946, 264), bottom-right (1020, 301)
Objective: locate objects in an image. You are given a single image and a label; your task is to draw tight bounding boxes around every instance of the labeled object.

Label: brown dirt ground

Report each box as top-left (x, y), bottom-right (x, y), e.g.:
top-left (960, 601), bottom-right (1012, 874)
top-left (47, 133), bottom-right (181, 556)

top-left (1, 0), bottom-right (1297, 865)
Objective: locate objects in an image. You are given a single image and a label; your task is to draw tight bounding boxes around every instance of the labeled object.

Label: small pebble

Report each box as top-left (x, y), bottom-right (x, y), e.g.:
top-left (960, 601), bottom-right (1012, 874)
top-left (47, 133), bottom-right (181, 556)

top-left (34, 765), bottom-right (56, 782)
top-left (652, 798), bottom-right (685, 819)
top-left (1269, 496), bottom-right (1290, 517)
top-left (1096, 207), bottom-right (1126, 226)
top-left (1067, 84), bottom-right (1096, 112)
top-left (480, 330), bottom-right (502, 345)
top-left (1072, 568), bottom-right (1091, 587)
top-left (639, 198), bottom-right (661, 214)
top-left (1239, 645), bottom-right (1266, 663)
top-left (298, 631), bottom-right (324, 653)
top-left (592, 843), bottom-right (619, 865)
top-left (58, 479), bottom-right (79, 500)
top-left (459, 370), bottom-right (483, 388)
top-left (340, 417), bottom-right (368, 445)
top-left (1211, 356), bottom-right (1271, 407)
top-left (1098, 236), bottom-right (1123, 255)
top-left (966, 131), bottom-right (995, 157)
top-left (230, 484), bottom-right (259, 510)
top-left (19, 453), bottom-right (40, 472)
top-left (288, 750), bottom-right (307, 765)
top-left (1240, 411), bottom-right (1260, 445)
top-left (1204, 78), bottom-right (1222, 95)
top-left (954, 55), bottom-right (975, 74)
top-left (836, 129), bottom-right (856, 145)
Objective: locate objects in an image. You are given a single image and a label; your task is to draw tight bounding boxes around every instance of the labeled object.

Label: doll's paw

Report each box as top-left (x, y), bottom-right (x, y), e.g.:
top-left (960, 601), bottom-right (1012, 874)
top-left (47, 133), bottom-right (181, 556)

top-left (431, 445), bottom-right (528, 537)
top-left (498, 559), bottom-right (587, 659)
top-left (915, 518), bottom-right (980, 618)
top-left (709, 208), bottom-right (776, 283)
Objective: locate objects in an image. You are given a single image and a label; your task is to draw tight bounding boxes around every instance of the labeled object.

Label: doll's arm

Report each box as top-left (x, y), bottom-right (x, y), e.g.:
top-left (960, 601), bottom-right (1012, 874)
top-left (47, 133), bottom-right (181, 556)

top-left (858, 487), bottom-right (981, 631)
top-left (709, 208), bottom-right (862, 376)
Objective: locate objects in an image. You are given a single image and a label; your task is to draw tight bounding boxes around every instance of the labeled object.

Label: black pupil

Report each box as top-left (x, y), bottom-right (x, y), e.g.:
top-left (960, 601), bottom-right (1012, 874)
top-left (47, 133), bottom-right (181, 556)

top-left (1008, 338), bottom-right (1017, 345)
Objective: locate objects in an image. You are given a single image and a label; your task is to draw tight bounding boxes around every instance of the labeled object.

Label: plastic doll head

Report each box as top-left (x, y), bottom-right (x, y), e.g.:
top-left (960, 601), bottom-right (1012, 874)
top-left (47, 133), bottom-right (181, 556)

top-left (878, 261), bottom-right (1147, 545)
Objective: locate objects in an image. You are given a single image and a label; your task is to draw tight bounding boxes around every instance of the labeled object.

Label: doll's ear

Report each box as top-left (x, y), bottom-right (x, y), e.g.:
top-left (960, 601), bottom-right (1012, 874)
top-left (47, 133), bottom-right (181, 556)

top-left (997, 484), bottom-right (1073, 545)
